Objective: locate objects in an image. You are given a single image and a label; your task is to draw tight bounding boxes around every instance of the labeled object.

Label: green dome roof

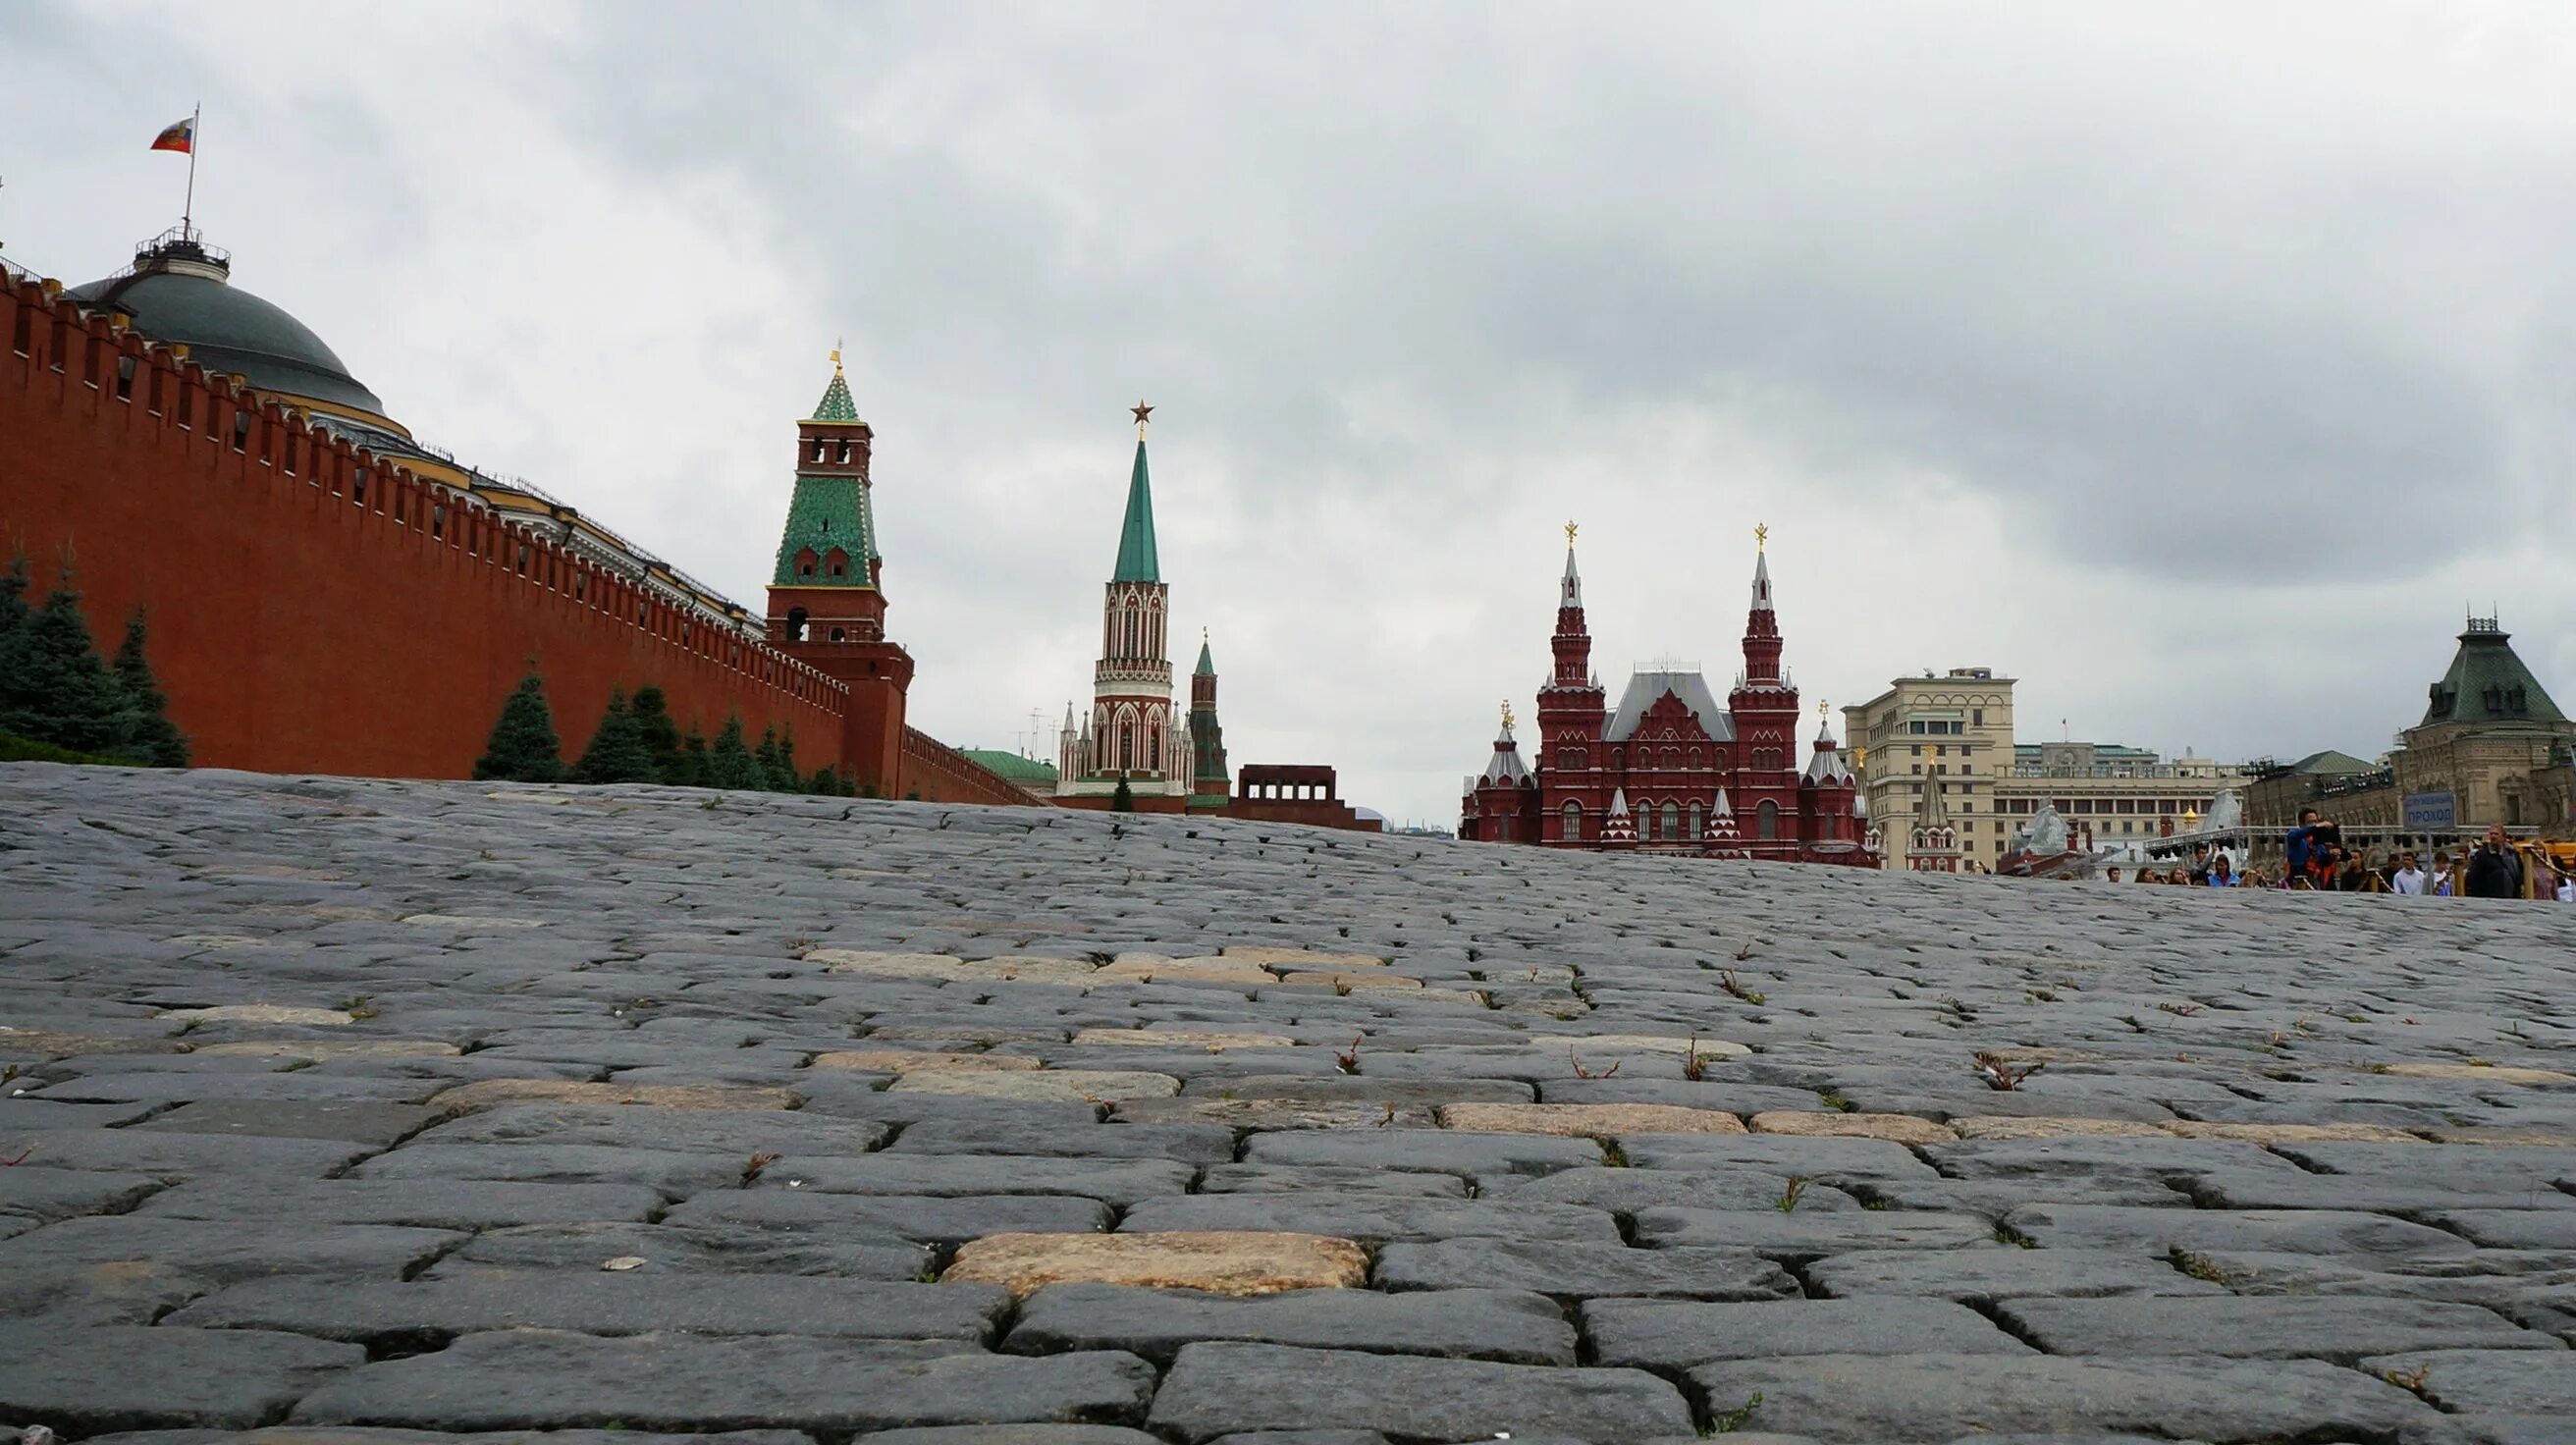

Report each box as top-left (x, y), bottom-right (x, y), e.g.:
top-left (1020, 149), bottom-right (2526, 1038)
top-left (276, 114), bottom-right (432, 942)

top-left (68, 239), bottom-right (386, 417)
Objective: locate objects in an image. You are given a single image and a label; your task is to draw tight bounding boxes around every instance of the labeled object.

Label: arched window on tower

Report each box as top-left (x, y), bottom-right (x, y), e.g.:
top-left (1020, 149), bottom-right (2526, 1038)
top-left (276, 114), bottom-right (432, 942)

top-left (785, 606), bottom-right (809, 641)
top-left (1561, 801), bottom-right (1583, 841)
top-left (1757, 800), bottom-right (1779, 839)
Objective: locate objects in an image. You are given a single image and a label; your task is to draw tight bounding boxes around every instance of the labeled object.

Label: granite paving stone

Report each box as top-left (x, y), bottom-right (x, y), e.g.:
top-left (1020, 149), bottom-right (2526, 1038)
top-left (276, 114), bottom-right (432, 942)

top-left (0, 1323), bottom-right (365, 1432)
top-left (1119, 1195), bottom-right (1622, 1245)
top-left (1005, 1282), bottom-right (1577, 1364)
top-left (1583, 1297), bottom-right (2034, 1367)
top-left (0, 1165), bottom-right (167, 1223)
top-left (165, 1271), bottom-right (1012, 1345)
top-left (286, 1330), bottom-right (1158, 1431)
top-left (1631, 1206), bottom-right (1995, 1256)
top-left (754, 1154), bottom-right (1195, 1205)
top-left (1999, 1294), bottom-right (2563, 1362)
top-left (945, 1231), bottom-right (1369, 1295)
top-left (133, 1176), bottom-right (666, 1230)
top-left (1802, 1246), bottom-right (2229, 1303)
top-left (13, 768), bottom-right (2576, 1441)
top-left (1372, 1238), bottom-right (1799, 1300)
top-left (426, 1219), bottom-right (934, 1277)
top-left (671, 1188), bottom-right (1114, 1244)
top-left (2359, 1349), bottom-right (2576, 1414)
top-left (0, 1215), bottom-right (465, 1284)
top-left (1146, 1341), bottom-right (1694, 1442)
top-left (1684, 1354), bottom-right (2436, 1442)
top-left (130, 1098), bottom-right (448, 1144)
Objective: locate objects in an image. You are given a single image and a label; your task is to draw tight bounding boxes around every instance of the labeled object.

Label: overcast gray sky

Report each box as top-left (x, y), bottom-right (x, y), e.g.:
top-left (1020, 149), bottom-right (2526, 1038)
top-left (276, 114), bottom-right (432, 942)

top-left (10, 2), bottom-right (2573, 827)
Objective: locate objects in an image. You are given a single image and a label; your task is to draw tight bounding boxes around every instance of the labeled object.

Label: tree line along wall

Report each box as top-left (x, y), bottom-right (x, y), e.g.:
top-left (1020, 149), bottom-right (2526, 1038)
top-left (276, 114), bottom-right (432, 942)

top-left (0, 275), bottom-right (848, 779)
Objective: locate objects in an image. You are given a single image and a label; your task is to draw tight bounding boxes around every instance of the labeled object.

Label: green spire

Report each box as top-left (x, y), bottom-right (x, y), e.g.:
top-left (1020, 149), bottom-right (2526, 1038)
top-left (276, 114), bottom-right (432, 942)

top-left (1195, 634), bottom-right (1215, 677)
top-left (811, 369), bottom-right (860, 423)
top-left (1112, 437), bottom-right (1159, 583)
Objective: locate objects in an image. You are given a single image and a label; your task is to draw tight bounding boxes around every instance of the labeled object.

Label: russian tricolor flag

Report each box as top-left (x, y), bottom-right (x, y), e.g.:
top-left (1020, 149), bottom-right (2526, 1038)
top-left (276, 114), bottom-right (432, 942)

top-left (151, 117), bottom-right (194, 154)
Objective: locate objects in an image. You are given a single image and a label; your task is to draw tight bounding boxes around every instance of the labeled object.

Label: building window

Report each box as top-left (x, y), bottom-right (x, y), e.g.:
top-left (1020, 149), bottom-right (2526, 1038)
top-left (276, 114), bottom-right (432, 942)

top-left (1561, 801), bottom-right (1582, 840)
top-left (1756, 799), bottom-right (1779, 839)
top-left (1661, 801), bottom-right (1681, 839)
top-left (1687, 801), bottom-right (1702, 838)
top-left (1972, 708), bottom-right (1984, 726)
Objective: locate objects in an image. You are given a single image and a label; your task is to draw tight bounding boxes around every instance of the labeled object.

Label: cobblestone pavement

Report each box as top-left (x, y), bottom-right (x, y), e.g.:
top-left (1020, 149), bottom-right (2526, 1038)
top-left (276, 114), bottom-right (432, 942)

top-left (4, 768), bottom-right (2575, 1444)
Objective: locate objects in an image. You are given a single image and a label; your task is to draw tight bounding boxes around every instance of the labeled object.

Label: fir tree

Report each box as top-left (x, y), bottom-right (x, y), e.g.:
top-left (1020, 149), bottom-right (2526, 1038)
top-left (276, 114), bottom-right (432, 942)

top-left (1110, 777), bottom-right (1136, 812)
top-left (772, 726), bottom-right (801, 792)
top-left (573, 688), bottom-right (657, 784)
top-left (708, 715), bottom-right (765, 790)
top-left (0, 580), bottom-right (125, 756)
top-left (807, 765), bottom-right (843, 795)
top-left (107, 612), bottom-right (189, 767)
top-left (630, 686), bottom-right (683, 781)
top-left (474, 668), bottom-right (564, 782)
top-left (675, 728), bottom-right (711, 788)
top-left (0, 553), bottom-right (35, 731)
top-left (755, 726), bottom-right (788, 791)
top-left (0, 552), bottom-right (29, 640)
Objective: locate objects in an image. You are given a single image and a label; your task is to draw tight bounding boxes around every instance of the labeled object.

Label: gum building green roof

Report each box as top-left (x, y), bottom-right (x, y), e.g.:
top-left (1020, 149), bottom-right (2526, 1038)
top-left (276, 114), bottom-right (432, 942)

top-left (2421, 620), bottom-right (2566, 728)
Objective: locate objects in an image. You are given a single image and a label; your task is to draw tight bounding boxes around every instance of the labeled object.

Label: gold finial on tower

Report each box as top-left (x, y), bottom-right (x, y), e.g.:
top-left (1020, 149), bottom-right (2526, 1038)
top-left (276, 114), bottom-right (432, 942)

top-left (1565, 519), bottom-right (1579, 546)
top-left (1131, 399), bottom-right (1154, 438)
top-left (831, 340), bottom-right (844, 376)
top-left (1500, 700), bottom-right (1516, 732)
top-left (1754, 521), bottom-right (1769, 553)
top-left (1818, 700), bottom-right (1828, 722)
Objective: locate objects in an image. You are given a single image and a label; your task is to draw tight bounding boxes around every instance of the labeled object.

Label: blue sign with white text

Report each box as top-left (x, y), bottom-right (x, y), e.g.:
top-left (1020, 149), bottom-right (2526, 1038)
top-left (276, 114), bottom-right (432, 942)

top-left (2403, 792), bottom-right (2456, 830)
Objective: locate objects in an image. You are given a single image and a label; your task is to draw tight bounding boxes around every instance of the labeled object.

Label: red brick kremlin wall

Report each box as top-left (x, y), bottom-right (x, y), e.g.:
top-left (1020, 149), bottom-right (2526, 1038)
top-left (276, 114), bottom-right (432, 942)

top-left (0, 275), bottom-right (853, 779)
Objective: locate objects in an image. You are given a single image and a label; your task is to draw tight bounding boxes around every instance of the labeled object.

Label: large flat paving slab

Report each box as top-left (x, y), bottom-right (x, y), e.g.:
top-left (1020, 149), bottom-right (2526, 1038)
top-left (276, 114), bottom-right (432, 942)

top-left (6, 766), bottom-right (2576, 1440)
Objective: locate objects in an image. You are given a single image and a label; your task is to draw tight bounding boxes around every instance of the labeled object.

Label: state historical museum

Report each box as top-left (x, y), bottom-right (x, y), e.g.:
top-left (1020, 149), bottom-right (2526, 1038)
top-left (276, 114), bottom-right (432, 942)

top-left (1462, 529), bottom-right (1876, 865)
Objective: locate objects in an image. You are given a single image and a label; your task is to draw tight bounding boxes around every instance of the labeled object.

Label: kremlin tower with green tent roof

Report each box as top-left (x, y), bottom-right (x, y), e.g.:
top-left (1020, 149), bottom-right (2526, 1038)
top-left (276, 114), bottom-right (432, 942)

top-left (765, 351), bottom-right (915, 791)
top-left (1057, 402), bottom-right (1194, 811)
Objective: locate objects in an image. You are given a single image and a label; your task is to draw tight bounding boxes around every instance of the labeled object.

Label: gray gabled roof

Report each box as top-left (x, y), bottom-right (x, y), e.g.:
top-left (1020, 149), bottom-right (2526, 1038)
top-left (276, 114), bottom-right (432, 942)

top-left (1605, 670), bottom-right (1737, 743)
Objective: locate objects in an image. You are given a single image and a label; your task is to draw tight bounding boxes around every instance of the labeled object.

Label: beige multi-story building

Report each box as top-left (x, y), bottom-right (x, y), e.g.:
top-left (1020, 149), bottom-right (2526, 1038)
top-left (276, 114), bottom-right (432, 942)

top-left (1846, 669), bottom-right (2241, 870)
top-left (1843, 669), bottom-right (2014, 871)
top-left (1995, 742), bottom-right (2240, 863)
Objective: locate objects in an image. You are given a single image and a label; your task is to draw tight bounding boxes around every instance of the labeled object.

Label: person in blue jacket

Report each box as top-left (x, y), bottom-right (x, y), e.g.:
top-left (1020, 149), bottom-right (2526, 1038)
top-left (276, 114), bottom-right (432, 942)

top-left (2283, 809), bottom-right (2333, 883)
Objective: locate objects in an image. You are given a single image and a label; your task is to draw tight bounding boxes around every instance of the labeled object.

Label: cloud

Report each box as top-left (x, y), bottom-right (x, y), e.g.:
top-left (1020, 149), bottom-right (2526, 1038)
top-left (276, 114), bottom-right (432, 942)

top-left (9, 1), bottom-right (2570, 828)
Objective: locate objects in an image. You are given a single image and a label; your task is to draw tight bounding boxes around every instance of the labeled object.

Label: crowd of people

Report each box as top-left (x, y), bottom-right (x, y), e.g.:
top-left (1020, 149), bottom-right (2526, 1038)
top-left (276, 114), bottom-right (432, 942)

top-left (2143, 819), bottom-right (2576, 896)
top-left (2106, 813), bottom-right (2576, 898)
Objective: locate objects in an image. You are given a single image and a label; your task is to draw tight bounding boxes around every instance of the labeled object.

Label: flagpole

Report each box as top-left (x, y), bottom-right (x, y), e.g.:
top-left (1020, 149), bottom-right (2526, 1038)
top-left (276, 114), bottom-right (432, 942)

top-left (182, 103), bottom-right (199, 241)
